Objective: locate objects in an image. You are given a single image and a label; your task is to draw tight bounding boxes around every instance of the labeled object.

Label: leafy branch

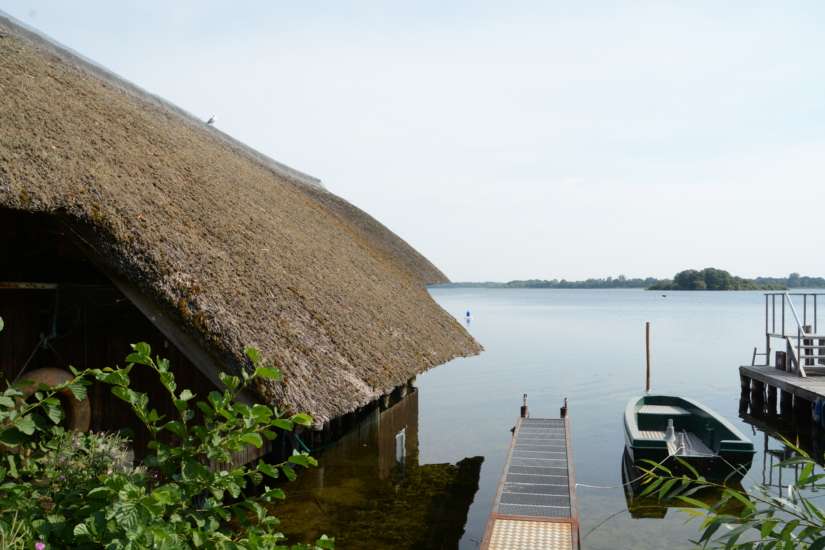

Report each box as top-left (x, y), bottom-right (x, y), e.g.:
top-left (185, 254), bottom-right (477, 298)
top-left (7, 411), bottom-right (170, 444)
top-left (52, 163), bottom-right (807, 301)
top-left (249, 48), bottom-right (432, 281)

top-left (0, 317), bottom-right (334, 549)
top-left (640, 444), bottom-right (825, 549)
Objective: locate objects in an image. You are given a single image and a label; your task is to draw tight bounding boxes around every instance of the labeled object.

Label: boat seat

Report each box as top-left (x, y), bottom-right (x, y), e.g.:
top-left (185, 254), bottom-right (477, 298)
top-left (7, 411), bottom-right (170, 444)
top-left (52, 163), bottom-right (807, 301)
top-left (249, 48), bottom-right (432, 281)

top-left (638, 405), bottom-right (690, 416)
top-left (637, 430), bottom-right (665, 440)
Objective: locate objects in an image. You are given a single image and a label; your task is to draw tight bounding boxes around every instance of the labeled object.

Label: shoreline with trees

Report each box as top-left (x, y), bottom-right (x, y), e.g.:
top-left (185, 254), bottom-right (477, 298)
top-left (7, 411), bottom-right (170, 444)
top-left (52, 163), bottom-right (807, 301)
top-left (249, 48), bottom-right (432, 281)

top-left (432, 270), bottom-right (825, 291)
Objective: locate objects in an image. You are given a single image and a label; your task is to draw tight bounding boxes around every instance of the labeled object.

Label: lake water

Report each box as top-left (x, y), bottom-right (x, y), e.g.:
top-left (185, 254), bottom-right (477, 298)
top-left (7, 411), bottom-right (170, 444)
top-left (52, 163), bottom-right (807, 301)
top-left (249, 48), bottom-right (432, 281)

top-left (279, 288), bottom-right (825, 549)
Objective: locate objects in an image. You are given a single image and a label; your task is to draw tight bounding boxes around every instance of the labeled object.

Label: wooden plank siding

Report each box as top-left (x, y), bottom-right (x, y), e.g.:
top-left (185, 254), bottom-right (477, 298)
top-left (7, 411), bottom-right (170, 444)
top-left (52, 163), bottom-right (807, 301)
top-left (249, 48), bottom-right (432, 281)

top-left (0, 211), bottom-right (272, 465)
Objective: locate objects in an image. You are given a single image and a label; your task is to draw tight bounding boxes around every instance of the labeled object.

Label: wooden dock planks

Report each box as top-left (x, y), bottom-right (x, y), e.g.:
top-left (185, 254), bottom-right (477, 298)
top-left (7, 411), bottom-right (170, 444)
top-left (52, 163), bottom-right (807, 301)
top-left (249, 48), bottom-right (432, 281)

top-left (481, 416), bottom-right (580, 550)
top-left (740, 365), bottom-right (825, 403)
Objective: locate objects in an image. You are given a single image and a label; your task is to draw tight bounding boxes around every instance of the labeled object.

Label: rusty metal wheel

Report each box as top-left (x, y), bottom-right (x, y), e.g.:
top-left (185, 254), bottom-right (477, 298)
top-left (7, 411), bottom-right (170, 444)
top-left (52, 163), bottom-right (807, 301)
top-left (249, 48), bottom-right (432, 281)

top-left (19, 367), bottom-right (91, 432)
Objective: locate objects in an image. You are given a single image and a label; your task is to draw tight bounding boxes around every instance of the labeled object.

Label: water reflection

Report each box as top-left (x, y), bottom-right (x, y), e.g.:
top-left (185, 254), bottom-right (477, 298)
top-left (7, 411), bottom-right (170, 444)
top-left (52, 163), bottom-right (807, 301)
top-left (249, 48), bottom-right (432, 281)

top-left (739, 410), bottom-right (825, 496)
top-left (620, 448), bottom-right (746, 520)
top-left (276, 388), bottom-right (484, 549)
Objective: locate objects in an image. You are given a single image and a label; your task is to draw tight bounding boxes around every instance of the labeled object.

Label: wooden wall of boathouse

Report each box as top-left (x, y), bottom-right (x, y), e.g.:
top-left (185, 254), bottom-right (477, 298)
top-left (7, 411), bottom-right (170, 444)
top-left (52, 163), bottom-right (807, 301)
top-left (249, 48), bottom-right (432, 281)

top-left (1, 209), bottom-right (420, 466)
top-left (0, 210), bottom-right (261, 460)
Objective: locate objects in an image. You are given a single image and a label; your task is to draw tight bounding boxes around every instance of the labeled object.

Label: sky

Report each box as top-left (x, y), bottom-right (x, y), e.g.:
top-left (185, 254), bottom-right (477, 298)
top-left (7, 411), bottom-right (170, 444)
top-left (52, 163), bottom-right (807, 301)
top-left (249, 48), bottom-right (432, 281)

top-left (4, 1), bottom-right (825, 281)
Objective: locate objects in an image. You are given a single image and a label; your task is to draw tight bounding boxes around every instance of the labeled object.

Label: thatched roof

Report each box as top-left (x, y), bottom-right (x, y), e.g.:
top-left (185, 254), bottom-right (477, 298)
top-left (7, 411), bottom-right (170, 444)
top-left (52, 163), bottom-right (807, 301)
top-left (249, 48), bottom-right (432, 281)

top-left (0, 14), bottom-right (480, 424)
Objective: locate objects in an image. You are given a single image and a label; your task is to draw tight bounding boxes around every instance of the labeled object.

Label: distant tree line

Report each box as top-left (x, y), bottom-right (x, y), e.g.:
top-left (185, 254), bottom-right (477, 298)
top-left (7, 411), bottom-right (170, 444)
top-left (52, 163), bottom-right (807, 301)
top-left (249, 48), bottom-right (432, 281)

top-left (433, 271), bottom-right (825, 290)
top-left (647, 268), bottom-right (787, 290)
top-left (754, 272), bottom-right (825, 289)
top-left (434, 275), bottom-right (659, 289)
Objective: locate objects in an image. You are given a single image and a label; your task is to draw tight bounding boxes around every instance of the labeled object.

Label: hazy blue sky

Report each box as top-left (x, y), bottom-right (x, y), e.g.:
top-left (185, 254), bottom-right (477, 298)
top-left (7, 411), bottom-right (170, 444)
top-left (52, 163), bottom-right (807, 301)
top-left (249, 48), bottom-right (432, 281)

top-left (5, 2), bottom-right (824, 281)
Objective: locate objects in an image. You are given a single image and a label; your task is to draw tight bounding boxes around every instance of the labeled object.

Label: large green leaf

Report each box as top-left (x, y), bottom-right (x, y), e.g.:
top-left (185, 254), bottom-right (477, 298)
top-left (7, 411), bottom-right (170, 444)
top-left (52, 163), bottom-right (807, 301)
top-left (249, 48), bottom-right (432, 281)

top-left (253, 367), bottom-right (281, 381)
top-left (67, 382), bottom-right (87, 402)
top-left (43, 400), bottom-right (63, 424)
top-left (239, 432), bottom-right (263, 448)
top-left (272, 418), bottom-right (293, 431)
top-left (257, 462), bottom-right (279, 479)
top-left (244, 346), bottom-right (262, 366)
top-left (218, 373), bottom-right (239, 391)
top-left (14, 415), bottom-right (35, 435)
top-left (288, 453), bottom-right (317, 468)
top-left (290, 413), bottom-right (313, 427)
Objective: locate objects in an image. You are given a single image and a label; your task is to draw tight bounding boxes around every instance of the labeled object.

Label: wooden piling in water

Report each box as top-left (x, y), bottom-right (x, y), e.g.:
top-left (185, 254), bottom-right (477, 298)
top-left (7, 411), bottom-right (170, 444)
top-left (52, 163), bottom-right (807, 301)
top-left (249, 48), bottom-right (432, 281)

top-left (645, 322), bottom-right (651, 392)
top-left (794, 396), bottom-right (811, 426)
top-left (739, 374), bottom-right (750, 414)
top-left (767, 385), bottom-right (777, 416)
top-left (781, 390), bottom-right (794, 417)
top-left (751, 380), bottom-right (765, 414)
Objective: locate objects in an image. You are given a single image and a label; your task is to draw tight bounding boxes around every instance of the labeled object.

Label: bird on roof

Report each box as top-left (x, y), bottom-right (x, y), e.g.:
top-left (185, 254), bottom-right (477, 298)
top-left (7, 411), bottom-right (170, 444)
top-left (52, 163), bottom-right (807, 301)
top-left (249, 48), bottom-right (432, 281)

top-left (206, 116), bottom-right (215, 125)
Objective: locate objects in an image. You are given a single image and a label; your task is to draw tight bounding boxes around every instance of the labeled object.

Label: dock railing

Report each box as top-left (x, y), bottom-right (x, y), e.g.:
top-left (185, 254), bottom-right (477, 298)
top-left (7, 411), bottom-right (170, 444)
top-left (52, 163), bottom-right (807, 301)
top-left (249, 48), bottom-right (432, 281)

top-left (759, 292), bottom-right (825, 377)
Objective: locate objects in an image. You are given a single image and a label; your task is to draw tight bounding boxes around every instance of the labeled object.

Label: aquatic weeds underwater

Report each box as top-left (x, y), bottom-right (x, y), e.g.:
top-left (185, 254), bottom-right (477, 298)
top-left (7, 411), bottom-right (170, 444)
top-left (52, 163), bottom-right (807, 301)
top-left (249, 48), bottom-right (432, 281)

top-left (0, 318), bottom-right (334, 549)
top-left (641, 447), bottom-right (825, 549)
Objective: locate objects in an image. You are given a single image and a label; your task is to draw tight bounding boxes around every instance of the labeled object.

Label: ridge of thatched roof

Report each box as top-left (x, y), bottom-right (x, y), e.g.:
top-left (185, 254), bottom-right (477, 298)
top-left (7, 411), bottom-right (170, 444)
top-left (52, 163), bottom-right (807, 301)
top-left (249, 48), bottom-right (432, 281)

top-left (0, 14), bottom-right (481, 424)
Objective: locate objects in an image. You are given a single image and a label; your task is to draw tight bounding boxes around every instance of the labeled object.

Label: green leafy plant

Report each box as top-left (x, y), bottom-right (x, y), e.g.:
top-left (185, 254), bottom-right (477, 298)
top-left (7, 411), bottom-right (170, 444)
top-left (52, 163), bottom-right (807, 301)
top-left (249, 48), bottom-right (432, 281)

top-left (0, 319), bottom-right (333, 549)
top-left (0, 512), bottom-right (30, 550)
top-left (640, 446), bottom-right (825, 549)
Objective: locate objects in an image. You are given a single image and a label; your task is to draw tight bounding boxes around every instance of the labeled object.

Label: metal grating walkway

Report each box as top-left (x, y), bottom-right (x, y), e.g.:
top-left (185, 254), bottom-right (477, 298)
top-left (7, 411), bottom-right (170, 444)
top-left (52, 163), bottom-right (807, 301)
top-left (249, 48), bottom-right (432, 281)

top-left (482, 416), bottom-right (580, 550)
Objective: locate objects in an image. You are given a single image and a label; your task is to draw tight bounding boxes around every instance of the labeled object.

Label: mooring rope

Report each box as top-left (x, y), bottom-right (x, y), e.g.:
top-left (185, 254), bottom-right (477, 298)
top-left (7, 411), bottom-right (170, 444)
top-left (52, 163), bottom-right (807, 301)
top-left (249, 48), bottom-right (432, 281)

top-left (576, 447), bottom-right (684, 491)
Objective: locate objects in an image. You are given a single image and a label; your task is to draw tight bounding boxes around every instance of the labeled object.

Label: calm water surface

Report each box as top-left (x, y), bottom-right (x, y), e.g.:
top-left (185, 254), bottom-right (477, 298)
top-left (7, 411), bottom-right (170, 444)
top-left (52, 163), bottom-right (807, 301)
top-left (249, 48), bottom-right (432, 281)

top-left (282, 289), bottom-right (824, 549)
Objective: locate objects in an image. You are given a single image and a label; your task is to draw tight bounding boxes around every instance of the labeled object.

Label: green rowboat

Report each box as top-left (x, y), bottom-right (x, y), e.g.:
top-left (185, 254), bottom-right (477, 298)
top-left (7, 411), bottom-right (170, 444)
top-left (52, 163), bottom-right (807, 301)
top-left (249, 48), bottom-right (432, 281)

top-left (624, 394), bottom-right (755, 481)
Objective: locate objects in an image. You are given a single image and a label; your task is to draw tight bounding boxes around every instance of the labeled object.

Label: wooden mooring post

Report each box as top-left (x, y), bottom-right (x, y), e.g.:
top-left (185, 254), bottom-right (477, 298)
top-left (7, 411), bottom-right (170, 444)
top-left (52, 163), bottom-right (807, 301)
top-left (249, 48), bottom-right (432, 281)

top-left (645, 321), bottom-right (651, 392)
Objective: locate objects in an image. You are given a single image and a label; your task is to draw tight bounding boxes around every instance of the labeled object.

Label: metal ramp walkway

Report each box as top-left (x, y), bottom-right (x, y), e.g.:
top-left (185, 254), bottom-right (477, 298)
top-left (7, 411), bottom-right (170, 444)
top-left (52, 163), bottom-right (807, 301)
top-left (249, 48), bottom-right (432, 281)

top-left (482, 401), bottom-right (580, 550)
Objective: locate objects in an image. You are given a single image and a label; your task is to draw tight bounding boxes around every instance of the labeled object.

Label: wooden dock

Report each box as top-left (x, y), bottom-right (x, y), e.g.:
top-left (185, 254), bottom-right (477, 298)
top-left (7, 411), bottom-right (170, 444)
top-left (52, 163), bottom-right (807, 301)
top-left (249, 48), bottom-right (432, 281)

top-left (741, 366), bottom-right (825, 404)
top-left (740, 365), bottom-right (825, 419)
top-left (481, 402), bottom-right (580, 550)
top-left (740, 292), bottom-right (825, 421)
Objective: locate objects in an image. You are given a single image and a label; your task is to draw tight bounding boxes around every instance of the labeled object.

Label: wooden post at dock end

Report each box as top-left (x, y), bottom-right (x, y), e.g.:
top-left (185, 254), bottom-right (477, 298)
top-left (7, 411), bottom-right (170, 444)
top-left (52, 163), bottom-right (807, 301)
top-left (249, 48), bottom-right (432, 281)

top-left (776, 351), bottom-right (787, 371)
top-left (645, 322), bottom-right (651, 393)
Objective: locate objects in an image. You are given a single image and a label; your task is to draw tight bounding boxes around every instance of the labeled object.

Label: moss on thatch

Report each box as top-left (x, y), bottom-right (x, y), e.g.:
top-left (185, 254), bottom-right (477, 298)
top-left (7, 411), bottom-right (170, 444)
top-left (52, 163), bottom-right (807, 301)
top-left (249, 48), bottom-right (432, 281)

top-left (0, 15), bottom-right (481, 424)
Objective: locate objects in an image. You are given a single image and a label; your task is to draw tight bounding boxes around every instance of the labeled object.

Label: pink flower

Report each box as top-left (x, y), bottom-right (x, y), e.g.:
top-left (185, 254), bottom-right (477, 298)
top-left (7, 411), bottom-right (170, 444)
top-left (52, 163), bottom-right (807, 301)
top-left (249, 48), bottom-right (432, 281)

top-left (35, 543), bottom-right (46, 550)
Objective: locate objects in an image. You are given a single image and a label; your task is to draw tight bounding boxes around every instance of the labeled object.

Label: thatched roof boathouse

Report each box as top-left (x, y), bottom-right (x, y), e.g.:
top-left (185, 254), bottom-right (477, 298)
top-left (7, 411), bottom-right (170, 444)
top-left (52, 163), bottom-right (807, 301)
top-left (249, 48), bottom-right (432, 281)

top-left (0, 14), bottom-right (480, 460)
